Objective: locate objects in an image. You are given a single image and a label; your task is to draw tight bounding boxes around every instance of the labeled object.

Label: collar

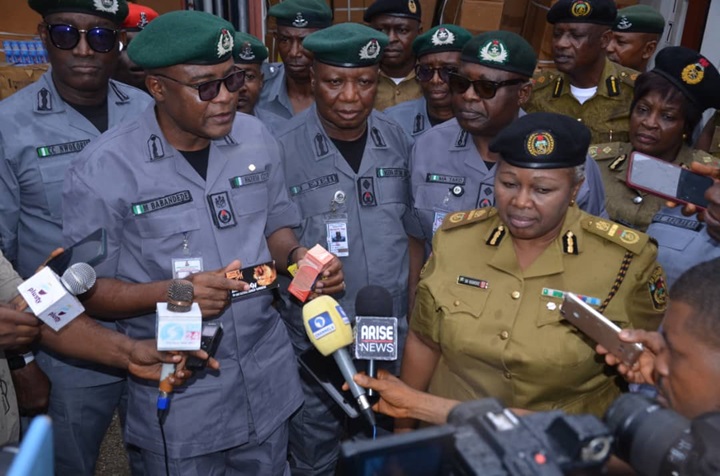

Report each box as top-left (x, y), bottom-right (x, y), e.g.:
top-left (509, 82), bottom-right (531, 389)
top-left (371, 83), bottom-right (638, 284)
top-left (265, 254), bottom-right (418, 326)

top-left (379, 67), bottom-right (417, 83)
top-left (553, 58), bottom-right (627, 101)
top-left (306, 103), bottom-right (388, 161)
top-left (33, 71), bottom-right (133, 115)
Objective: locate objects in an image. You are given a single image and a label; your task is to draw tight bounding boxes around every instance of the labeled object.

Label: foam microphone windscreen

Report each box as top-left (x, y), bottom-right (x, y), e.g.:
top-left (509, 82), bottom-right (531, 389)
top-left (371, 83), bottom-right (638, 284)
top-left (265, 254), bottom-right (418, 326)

top-left (355, 285), bottom-right (393, 317)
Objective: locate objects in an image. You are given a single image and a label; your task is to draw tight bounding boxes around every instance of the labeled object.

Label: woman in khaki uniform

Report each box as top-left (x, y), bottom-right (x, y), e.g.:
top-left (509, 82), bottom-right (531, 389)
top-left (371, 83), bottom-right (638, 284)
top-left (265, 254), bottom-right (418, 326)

top-left (398, 112), bottom-right (665, 427)
top-left (590, 46), bottom-right (720, 231)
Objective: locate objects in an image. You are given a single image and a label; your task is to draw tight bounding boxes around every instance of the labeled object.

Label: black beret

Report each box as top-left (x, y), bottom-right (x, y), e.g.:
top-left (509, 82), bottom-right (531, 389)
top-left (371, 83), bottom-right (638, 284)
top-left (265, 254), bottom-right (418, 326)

top-left (29, 0), bottom-right (129, 24)
top-left (490, 113), bottom-right (591, 169)
top-left (303, 23), bottom-right (389, 67)
top-left (651, 46), bottom-right (720, 110)
top-left (547, 0), bottom-right (617, 26)
top-left (364, 0), bottom-right (421, 23)
top-left (268, 0), bottom-right (333, 29)
top-left (128, 10), bottom-right (236, 69)
top-left (613, 5), bottom-right (665, 34)
top-left (461, 31), bottom-right (537, 78)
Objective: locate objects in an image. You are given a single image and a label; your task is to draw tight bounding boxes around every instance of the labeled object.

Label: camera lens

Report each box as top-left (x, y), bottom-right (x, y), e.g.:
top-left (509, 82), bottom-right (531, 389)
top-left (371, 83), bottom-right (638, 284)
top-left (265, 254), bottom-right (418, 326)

top-left (605, 394), bottom-right (693, 476)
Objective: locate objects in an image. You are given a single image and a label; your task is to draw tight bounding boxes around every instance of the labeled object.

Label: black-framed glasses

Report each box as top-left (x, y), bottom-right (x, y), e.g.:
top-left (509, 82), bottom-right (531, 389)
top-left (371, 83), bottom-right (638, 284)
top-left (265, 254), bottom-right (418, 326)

top-left (447, 72), bottom-right (526, 99)
top-left (153, 70), bottom-right (246, 101)
top-left (45, 23), bottom-right (118, 53)
top-left (415, 64), bottom-right (458, 83)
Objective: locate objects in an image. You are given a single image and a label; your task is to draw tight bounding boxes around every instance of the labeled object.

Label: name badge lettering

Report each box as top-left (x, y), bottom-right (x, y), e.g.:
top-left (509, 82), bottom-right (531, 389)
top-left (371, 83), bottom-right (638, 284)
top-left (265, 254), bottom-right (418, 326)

top-left (37, 140), bottom-right (91, 158)
top-left (376, 168), bottom-right (409, 178)
top-left (290, 174), bottom-right (339, 196)
top-left (426, 173), bottom-right (466, 185)
top-left (230, 166), bottom-right (270, 188)
top-left (132, 190), bottom-right (193, 216)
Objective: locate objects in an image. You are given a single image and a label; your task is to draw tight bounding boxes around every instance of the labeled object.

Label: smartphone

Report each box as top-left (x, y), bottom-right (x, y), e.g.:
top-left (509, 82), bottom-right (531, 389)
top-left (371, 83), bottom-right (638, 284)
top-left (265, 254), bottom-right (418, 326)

top-left (298, 347), bottom-right (360, 419)
top-left (185, 322), bottom-right (223, 371)
top-left (561, 293), bottom-right (643, 366)
top-left (46, 228), bottom-right (107, 275)
top-left (626, 152), bottom-right (714, 209)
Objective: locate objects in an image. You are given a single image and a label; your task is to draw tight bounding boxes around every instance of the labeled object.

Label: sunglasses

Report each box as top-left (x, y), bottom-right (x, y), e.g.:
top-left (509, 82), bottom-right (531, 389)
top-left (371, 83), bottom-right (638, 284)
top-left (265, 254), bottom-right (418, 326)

top-left (45, 23), bottom-right (118, 53)
top-left (415, 64), bottom-right (457, 83)
top-left (154, 70), bottom-right (246, 101)
top-left (447, 72), bottom-right (526, 99)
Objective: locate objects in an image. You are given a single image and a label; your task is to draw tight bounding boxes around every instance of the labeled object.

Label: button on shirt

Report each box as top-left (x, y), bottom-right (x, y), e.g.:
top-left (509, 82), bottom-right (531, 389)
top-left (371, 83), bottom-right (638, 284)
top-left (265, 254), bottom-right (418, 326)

top-left (62, 107), bottom-right (303, 458)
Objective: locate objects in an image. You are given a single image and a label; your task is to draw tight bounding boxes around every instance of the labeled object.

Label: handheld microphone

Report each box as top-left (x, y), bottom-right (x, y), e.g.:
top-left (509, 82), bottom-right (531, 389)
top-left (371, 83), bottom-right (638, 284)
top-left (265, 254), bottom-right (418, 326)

top-left (302, 295), bottom-right (376, 427)
top-left (17, 263), bottom-right (97, 331)
top-left (353, 286), bottom-right (395, 398)
top-left (156, 280), bottom-right (200, 422)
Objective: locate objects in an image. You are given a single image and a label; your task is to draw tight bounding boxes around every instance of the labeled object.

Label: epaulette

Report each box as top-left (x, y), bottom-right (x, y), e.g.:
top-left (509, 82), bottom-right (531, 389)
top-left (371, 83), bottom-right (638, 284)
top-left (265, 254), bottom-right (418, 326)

top-left (588, 142), bottom-right (627, 160)
top-left (581, 217), bottom-right (649, 254)
top-left (692, 149), bottom-right (720, 167)
top-left (441, 208), bottom-right (496, 231)
top-left (531, 70), bottom-right (559, 91)
top-left (616, 67), bottom-right (639, 87)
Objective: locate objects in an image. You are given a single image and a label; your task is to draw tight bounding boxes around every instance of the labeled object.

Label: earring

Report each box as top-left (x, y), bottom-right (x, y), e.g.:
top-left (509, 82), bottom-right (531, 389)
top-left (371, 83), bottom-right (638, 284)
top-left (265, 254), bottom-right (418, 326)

top-left (682, 133), bottom-right (688, 140)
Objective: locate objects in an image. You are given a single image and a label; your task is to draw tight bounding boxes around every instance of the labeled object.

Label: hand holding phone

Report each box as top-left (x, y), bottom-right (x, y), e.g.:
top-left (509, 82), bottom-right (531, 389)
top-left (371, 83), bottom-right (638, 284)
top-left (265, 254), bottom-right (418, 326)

top-left (561, 293), bottom-right (643, 366)
top-left (46, 228), bottom-right (107, 275)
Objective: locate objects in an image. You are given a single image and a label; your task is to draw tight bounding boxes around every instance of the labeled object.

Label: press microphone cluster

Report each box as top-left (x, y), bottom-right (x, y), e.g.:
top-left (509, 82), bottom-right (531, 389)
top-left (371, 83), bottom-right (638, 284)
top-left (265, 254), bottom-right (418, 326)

top-left (17, 263), bottom-right (97, 331)
top-left (303, 295), bottom-right (377, 428)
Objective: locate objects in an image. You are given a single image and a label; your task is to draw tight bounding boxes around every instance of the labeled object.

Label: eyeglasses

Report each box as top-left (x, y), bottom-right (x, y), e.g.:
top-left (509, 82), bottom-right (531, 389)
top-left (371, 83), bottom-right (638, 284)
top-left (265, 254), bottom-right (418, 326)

top-left (153, 70), bottom-right (246, 101)
top-left (415, 64), bottom-right (458, 83)
top-left (447, 72), bottom-right (526, 99)
top-left (45, 23), bottom-right (118, 53)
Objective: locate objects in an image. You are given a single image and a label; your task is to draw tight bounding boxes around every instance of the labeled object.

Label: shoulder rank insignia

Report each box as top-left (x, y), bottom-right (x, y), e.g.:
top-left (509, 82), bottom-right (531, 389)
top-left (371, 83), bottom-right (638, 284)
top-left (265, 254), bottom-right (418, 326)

top-left (413, 113), bottom-right (425, 134)
top-left (485, 225), bottom-right (506, 246)
top-left (370, 127), bottom-right (386, 147)
top-left (582, 218), bottom-right (649, 254)
top-left (606, 75), bottom-right (620, 97)
top-left (441, 208), bottom-right (495, 231)
top-left (562, 231), bottom-right (578, 254)
top-left (647, 266), bottom-right (667, 311)
top-left (553, 76), bottom-right (564, 98)
top-left (608, 154), bottom-right (627, 171)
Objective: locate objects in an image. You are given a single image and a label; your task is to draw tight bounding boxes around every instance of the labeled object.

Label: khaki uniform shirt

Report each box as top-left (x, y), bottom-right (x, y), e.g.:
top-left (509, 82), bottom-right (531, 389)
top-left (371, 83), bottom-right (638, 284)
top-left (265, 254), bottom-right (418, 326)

top-left (374, 69), bottom-right (422, 112)
top-left (0, 250), bottom-right (21, 445)
top-left (589, 143), bottom-right (719, 231)
top-left (410, 206), bottom-right (665, 417)
top-left (526, 59), bottom-right (638, 144)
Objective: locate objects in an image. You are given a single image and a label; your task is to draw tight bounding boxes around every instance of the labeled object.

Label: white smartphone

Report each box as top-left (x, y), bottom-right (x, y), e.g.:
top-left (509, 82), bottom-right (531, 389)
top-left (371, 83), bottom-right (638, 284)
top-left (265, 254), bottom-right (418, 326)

top-left (561, 293), bottom-right (643, 366)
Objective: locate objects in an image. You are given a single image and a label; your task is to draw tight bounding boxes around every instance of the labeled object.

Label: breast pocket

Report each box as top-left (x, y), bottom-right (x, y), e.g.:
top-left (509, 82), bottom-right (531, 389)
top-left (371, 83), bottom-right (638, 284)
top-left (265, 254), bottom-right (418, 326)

top-left (37, 159), bottom-right (72, 219)
top-left (376, 175), bottom-right (409, 206)
top-left (230, 187), bottom-right (268, 217)
top-left (535, 295), bottom-right (597, 369)
top-left (292, 187), bottom-right (335, 218)
top-left (136, 207), bottom-right (201, 278)
top-left (414, 183), bottom-right (454, 212)
top-left (436, 284), bottom-right (492, 356)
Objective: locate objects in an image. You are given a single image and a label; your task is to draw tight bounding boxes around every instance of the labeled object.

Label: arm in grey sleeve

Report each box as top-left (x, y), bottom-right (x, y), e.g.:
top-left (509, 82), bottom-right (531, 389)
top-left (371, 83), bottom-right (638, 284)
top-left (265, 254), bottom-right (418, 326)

top-left (263, 127), bottom-right (301, 236)
top-left (0, 134), bottom-right (21, 266)
top-left (578, 154), bottom-right (609, 218)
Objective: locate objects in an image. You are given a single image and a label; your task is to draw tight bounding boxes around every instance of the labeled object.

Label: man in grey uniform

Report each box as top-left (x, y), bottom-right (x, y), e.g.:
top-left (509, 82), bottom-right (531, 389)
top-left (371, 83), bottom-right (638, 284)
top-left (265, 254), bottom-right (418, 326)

top-left (0, 1), bottom-right (150, 473)
top-left (276, 23), bottom-right (413, 476)
top-left (385, 24), bottom-right (471, 141)
top-left (62, 11), bottom-right (342, 475)
top-left (259, 0), bottom-right (333, 119)
top-left (407, 31), bottom-right (607, 308)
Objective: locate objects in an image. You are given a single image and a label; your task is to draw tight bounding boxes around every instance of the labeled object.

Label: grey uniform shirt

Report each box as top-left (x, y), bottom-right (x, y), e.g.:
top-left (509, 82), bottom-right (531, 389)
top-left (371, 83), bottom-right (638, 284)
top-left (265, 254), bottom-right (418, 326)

top-left (253, 107), bottom-right (288, 134)
top-left (62, 106), bottom-right (303, 458)
top-left (0, 70), bottom-right (151, 387)
top-left (258, 62), bottom-right (294, 119)
top-left (384, 97), bottom-right (431, 141)
top-left (647, 206), bottom-right (720, 286)
top-left (277, 104), bottom-right (414, 330)
top-left (409, 118), bottom-right (608, 245)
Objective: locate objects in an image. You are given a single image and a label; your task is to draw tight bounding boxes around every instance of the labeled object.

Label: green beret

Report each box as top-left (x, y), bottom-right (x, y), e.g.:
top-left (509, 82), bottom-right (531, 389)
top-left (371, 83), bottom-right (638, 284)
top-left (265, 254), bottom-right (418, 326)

top-left (268, 0), bottom-right (333, 29)
top-left (412, 24), bottom-right (472, 58)
top-left (461, 31), bottom-right (537, 78)
top-left (547, 0), bottom-right (617, 26)
top-left (490, 113), bottom-right (590, 169)
top-left (128, 11), bottom-right (235, 69)
top-left (303, 23), bottom-right (389, 68)
top-left (614, 5), bottom-right (665, 34)
top-left (28, 0), bottom-right (128, 24)
top-left (233, 32), bottom-right (268, 64)
top-left (651, 46), bottom-right (720, 110)
top-left (364, 0), bottom-right (421, 22)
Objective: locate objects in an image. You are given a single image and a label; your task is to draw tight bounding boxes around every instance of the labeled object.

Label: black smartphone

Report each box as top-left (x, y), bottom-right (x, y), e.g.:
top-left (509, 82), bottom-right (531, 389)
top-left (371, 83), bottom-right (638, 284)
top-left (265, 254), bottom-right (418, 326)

top-left (185, 322), bottom-right (223, 371)
top-left (298, 347), bottom-right (360, 419)
top-left (626, 152), bottom-right (714, 209)
top-left (46, 228), bottom-right (107, 275)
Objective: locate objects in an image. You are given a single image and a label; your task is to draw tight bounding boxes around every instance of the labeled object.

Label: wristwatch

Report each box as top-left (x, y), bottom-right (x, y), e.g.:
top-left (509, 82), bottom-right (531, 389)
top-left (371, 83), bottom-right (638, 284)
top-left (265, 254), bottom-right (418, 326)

top-left (6, 351), bottom-right (35, 371)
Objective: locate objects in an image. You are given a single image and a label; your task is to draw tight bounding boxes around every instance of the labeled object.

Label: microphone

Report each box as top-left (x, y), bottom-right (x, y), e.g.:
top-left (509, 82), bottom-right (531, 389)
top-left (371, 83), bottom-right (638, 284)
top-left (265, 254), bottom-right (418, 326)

top-left (17, 263), bottom-right (97, 331)
top-left (302, 295), bottom-right (377, 427)
top-left (353, 286), bottom-right (395, 398)
top-left (156, 280), bottom-right (201, 422)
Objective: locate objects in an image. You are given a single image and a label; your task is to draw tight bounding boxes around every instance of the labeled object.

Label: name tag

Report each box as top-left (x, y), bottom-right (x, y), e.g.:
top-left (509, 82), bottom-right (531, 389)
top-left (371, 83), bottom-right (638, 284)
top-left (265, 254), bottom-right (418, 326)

top-left (230, 166), bottom-right (270, 188)
top-left (426, 173), bottom-right (466, 185)
top-left (376, 168), bottom-right (408, 178)
top-left (37, 140), bottom-right (91, 158)
top-left (132, 190), bottom-right (193, 216)
top-left (289, 174), bottom-right (339, 196)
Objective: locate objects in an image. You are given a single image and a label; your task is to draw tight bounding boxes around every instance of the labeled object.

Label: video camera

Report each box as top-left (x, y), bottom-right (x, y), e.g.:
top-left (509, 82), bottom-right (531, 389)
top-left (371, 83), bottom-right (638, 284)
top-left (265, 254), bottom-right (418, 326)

top-left (340, 394), bottom-right (720, 476)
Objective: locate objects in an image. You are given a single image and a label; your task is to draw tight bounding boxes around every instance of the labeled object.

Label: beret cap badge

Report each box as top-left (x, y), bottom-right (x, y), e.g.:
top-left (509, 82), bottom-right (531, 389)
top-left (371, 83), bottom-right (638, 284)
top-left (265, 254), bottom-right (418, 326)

top-left (94, 0), bottom-right (119, 13)
top-left (479, 39), bottom-right (509, 64)
top-left (616, 16), bottom-right (632, 29)
top-left (217, 28), bottom-right (234, 59)
top-left (292, 12), bottom-right (308, 27)
top-left (681, 58), bottom-right (708, 85)
top-left (431, 27), bottom-right (454, 46)
top-left (526, 132), bottom-right (555, 157)
top-left (570, 0), bottom-right (592, 17)
top-left (359, 39), bottom-right (381, 60)
top-left (238, 42), bottom-right (255, 61)
top-left (408, 0), bottom-right (417, 13)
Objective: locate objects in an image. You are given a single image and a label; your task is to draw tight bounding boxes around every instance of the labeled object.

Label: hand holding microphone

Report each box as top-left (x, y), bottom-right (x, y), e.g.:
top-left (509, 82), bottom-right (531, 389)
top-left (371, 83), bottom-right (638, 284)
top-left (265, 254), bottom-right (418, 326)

top-left (302, 295), bottom-right (376, 427)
